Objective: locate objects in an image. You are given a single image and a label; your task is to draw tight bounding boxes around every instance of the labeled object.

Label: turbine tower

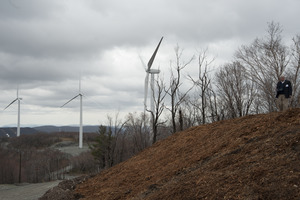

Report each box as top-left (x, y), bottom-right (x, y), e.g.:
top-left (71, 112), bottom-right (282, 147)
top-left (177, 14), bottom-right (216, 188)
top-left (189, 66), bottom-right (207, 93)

top-left (141, 37), bottom-right (163, 143)
top-left (61, 80), bottom-right (83, 148)
top-left (4, 87), bottom-right (22, 137)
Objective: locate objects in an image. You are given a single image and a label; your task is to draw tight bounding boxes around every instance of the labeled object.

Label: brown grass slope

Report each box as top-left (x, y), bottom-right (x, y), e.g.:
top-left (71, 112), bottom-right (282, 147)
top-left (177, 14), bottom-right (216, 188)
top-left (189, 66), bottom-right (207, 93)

top-left (75, 109), bottom-right (300, 200)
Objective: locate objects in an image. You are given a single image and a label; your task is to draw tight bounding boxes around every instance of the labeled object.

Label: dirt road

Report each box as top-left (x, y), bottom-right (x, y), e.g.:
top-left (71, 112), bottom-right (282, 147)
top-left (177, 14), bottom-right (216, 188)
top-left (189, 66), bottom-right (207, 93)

top-left (0, 181), bottom-right (61, 200)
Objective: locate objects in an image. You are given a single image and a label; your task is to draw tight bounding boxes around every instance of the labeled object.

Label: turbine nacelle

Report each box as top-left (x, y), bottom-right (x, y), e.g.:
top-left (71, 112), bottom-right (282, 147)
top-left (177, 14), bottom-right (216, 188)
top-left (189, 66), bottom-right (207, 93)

top-left (146, 69), bottom-right (160, 74)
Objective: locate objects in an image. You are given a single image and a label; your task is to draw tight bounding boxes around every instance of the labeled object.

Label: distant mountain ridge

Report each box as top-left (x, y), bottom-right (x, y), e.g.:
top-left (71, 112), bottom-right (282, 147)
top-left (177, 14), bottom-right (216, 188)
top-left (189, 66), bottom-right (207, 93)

top-left (0, 125), bottom-right (99, 138)
top-left (0, 127), bottom-right (39, 138)
top-left (34, 125), bottom-right (99, 133)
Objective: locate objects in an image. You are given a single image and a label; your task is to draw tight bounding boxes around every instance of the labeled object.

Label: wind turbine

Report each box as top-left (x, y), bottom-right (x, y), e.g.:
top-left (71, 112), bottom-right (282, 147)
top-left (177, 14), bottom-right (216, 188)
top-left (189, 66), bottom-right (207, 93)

top-left (61, 79), bottom-right (83, 148)
top-left (140, 37), bottom-right (163, 144)
top-left (142, 37), bottom-right (163, 115)
top-left (4, 87), bottom-right (22, 137)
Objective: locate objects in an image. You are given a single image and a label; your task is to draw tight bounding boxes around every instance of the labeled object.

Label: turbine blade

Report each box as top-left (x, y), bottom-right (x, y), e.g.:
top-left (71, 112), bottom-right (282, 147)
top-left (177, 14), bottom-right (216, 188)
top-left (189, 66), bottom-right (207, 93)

top-left (144, 73), bottom-right (149, 109)
top-left (4, 98), bottom-right (18, 110)
top-left (147, 37), bottom-right (163, 71)
top-left (61, 94), bottom-right (80, 108)
top-left (138, 54), bottom-right (147, 71)
top-left (79, 79), bottom-right (81, 94)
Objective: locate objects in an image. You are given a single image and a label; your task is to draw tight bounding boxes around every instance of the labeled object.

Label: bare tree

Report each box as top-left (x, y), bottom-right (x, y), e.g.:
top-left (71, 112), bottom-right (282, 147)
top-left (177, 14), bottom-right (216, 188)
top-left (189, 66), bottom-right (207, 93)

top-left (105, 113), bottom-right (127, 166)
top-left (166, 45), bottom-right (195, 133)
top-left (124, 112), bottom-right (150, 154)
top-left (176, 96), bottom-right (198, 129)
top-left (287, 35), bottom-right (300, 107)
top-left (236, 22), bottom-right (290, 112)
top-left (147, 77), bottom-right (168, 144)
top-left (207, 88), bottom-right (224, 122)
top-left (189, 49), bottom-right (214, 124)
top-left (215, 61), bottom-right (256, 119)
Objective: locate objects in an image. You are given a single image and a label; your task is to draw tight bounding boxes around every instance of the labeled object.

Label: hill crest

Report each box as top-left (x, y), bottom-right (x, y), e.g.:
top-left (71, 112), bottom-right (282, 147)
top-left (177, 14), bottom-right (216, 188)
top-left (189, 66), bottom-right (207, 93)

top-left (44, 109), bottom-right (300, 199)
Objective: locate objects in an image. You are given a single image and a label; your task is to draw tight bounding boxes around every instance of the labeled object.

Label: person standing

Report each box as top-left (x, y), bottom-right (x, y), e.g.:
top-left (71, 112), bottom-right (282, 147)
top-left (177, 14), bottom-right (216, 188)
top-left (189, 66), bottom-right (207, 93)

top-left (276, 76), bottom-right (292, 111)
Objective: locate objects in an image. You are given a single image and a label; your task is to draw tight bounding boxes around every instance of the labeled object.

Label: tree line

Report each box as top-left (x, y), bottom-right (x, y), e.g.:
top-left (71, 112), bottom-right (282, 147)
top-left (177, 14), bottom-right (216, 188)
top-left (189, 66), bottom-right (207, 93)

top-left (0, 133), bottom-right (68, 184)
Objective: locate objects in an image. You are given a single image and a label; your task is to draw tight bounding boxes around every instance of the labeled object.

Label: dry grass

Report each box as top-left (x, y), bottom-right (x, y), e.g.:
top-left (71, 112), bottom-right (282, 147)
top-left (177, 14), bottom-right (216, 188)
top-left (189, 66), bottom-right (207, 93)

top-left (74, 109), bottom-right (300, 200)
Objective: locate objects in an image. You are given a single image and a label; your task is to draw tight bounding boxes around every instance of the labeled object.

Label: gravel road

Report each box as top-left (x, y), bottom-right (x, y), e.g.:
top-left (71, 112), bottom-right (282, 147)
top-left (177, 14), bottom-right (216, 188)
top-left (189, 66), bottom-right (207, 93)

top-left (0, 181), bottom-right (61, 200)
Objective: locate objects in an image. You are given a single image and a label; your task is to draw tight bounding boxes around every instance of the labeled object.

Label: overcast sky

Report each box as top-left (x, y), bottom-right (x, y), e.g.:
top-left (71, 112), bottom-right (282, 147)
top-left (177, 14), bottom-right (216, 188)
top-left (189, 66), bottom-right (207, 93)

top-left (0, 0), bottom-right (299, 127)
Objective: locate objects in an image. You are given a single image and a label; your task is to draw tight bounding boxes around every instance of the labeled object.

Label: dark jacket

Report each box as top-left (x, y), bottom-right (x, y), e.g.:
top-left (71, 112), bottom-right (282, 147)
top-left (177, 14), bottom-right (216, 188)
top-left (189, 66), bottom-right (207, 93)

top-left (276, 80), bottom-right (292, 98)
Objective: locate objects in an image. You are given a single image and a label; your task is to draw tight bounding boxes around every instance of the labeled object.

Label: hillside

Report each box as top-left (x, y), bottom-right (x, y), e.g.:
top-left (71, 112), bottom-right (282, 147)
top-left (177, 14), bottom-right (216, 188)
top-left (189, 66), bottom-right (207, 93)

top-left (42, 109), bottom-right (300, 200)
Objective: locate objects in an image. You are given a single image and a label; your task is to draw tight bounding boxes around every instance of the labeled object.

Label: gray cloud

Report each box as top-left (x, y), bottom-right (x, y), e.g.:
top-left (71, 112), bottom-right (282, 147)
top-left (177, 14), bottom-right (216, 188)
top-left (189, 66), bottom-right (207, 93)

top-left (0, 0), bottom-right (299, 126)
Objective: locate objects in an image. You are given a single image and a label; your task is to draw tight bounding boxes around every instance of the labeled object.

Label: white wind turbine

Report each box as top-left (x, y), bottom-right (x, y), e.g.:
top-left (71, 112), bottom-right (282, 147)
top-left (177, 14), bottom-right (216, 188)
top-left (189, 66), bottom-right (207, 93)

top-left (142, 37), bottom-right (163, 115)
top-left (61, 80), bottom-right (83, 148)
top-left (4, 87), bottom-right (22, 137)
top-left (140, 37), bottom-right (163, 144)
